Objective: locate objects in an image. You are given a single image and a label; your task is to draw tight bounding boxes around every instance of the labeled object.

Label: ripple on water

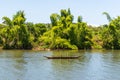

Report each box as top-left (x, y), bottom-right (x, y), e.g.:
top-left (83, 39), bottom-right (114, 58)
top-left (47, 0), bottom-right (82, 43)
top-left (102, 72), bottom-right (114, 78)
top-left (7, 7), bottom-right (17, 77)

top-left (0, 50), bottom-right (120, 80)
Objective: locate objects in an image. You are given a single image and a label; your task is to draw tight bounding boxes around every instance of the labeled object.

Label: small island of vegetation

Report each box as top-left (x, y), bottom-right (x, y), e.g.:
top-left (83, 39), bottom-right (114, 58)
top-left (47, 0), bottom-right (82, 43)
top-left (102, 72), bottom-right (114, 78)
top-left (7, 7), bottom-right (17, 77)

top-left (0, 8), bottom-right (120, 50)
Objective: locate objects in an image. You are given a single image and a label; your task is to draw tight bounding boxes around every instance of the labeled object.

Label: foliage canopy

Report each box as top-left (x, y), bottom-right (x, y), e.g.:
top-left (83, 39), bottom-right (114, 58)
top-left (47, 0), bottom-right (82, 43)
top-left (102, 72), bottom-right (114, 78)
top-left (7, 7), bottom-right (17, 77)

top-left (0, 9), bottom-right (120, 50)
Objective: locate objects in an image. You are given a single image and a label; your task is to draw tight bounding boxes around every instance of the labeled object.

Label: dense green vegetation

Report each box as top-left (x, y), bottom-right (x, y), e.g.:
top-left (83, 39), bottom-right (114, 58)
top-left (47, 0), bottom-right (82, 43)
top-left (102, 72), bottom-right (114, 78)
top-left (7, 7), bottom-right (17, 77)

top-left (0, 9), bottom-right (120, 50)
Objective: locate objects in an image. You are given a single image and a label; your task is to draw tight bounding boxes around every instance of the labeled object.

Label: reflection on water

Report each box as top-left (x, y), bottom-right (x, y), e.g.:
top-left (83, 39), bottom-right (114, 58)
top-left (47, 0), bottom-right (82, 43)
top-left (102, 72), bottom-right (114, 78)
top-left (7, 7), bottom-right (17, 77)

top-left (0, 50), bottom-right (120, 80)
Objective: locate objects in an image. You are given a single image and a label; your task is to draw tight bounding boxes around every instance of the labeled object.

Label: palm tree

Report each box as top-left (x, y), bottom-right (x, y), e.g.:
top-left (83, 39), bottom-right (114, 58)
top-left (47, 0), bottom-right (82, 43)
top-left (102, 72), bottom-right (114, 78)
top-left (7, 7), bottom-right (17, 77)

top-left (2, 10), bottom-right (26, 27)
top-left (2, 16), bottom-right (13, 28)
top-left (1, 10), bottom-right (32, 49)
top-left (77, 16), bottom-right (82, 23)
top-left (103, 12), bottom-right (112, 22)
top-left (13, 10), bottom-right (26, 26)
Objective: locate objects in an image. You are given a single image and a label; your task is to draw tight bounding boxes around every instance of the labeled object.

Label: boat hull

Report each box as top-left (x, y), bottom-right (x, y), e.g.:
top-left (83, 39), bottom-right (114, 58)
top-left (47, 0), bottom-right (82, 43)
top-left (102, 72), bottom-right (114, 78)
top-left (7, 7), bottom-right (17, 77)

top-left (44, 56), bottom-right (80, 59)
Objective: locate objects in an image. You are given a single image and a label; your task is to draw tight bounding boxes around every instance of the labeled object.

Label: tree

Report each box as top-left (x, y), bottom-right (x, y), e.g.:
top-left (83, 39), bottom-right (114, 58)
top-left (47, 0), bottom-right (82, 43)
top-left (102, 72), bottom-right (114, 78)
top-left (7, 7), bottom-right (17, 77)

top-left (102, 16), bottom-right (120, 49)
top-left (77, 16), bottom-right (82, 23)
top-left (13, 11), bottom-right (26, 26)
top-left (50, 13), bottom-right (60, 27)
top-left (1, 11), bottom-right (32, 49)
top-left (2, 16), bottom-right (13, 28)
top-left (103, 12), bottom-right (112, 22)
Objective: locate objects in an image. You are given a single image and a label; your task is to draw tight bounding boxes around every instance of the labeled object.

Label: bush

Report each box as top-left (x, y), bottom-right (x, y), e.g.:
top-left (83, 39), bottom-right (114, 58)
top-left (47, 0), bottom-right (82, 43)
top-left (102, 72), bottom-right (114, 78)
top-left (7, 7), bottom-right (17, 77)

top-left (50, 37), bottom-right (78, 50)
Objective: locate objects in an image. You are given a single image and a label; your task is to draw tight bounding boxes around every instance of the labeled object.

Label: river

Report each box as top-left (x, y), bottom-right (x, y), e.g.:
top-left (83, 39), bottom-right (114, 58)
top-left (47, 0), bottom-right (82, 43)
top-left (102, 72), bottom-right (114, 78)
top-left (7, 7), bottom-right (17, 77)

top-left (0, 50), bottom-right (120, 80)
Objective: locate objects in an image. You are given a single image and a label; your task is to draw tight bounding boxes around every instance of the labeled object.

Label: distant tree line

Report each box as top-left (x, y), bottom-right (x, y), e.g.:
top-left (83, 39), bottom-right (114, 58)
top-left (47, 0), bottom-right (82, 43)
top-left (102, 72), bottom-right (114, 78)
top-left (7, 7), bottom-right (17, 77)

top-left (0, 9), bottom-right (120, 50)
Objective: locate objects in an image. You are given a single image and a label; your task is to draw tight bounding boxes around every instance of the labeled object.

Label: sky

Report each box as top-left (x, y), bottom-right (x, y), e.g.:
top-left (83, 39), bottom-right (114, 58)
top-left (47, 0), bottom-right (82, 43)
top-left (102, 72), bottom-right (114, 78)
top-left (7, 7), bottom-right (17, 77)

top-left (0, 0), bottom-right (120, 26)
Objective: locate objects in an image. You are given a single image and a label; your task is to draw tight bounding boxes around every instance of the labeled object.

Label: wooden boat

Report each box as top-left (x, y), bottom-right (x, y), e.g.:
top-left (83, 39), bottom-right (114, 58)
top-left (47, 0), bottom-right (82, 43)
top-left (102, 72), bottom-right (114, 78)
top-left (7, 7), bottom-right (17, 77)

top-left (44, 56), bottom-right (80, 59)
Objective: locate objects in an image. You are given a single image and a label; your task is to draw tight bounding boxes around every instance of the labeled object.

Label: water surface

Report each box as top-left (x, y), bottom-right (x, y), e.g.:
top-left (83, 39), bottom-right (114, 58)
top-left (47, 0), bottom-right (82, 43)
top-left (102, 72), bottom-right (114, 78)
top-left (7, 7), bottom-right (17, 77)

top-left (0, 50), bottom-right (120, 80)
